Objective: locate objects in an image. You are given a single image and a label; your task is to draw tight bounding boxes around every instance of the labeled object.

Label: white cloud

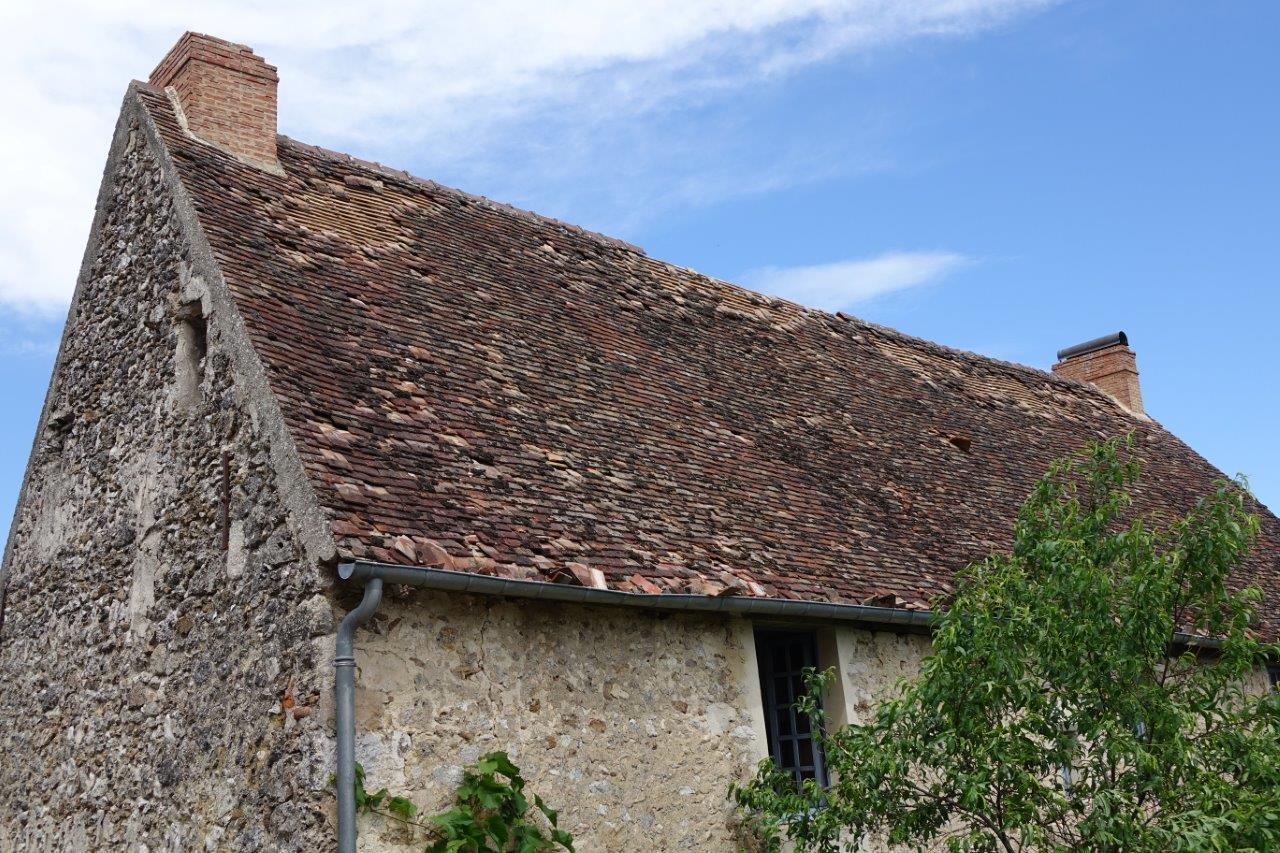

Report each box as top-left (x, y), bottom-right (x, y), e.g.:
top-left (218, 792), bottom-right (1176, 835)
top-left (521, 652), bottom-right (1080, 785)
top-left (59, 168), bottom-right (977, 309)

top-left (0, 0), bottom-right (1055, 312)
top-left (0, 313), bottom-right (62, 359)
top-left (745, 250), bottom-right (972, 310)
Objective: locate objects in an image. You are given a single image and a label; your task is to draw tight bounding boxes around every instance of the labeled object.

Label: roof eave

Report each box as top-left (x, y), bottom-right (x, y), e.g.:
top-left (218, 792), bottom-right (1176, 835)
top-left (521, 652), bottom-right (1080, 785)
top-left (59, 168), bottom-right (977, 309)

top-left (338, 559), bottom-right (1236, 649)
top-left (338, 559), bottom-right (935, 632)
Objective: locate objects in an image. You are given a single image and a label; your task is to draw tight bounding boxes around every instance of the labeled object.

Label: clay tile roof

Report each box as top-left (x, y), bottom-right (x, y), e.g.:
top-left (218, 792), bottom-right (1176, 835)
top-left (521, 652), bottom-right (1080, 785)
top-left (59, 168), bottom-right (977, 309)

top-left (134, 86), bottom-right (1280, 632)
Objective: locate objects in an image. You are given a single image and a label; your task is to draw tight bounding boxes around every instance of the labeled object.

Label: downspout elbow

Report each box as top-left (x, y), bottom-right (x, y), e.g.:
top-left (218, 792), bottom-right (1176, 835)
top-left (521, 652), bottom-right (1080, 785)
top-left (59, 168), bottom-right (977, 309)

top-left (336, 576), bottom-right (383, 662)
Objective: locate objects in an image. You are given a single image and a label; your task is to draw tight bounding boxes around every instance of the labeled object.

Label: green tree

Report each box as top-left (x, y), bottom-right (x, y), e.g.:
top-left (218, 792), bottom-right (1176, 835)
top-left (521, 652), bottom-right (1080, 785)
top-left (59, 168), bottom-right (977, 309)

top-left (732, 437), bottom-right (1280, 852)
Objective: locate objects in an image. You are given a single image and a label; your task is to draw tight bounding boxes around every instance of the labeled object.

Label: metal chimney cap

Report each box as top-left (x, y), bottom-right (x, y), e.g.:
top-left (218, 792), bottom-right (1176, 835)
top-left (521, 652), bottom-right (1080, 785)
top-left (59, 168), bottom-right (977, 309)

top-left (1056, 331), bottom-right (1128, 362)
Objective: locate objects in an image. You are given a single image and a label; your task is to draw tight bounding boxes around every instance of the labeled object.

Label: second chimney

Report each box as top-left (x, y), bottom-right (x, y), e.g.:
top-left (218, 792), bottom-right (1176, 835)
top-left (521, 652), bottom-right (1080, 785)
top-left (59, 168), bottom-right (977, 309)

top-left (1052, 331), bottom-right (1144, 416)
top-left (149, 33), bottom-right (280, 172)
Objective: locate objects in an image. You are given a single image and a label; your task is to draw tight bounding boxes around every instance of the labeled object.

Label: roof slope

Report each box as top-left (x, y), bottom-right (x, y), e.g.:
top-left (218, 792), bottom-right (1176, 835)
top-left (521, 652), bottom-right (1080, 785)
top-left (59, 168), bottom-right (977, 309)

top-left (136, 85), bottom-right (1280, 629)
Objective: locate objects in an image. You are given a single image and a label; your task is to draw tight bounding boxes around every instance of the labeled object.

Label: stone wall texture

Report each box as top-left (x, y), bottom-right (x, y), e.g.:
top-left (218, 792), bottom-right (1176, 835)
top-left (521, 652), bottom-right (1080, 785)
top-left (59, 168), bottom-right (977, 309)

top-left (0, 117), bottom-right (332, 851)
top-left (346, 593), bottom-right (770, 852)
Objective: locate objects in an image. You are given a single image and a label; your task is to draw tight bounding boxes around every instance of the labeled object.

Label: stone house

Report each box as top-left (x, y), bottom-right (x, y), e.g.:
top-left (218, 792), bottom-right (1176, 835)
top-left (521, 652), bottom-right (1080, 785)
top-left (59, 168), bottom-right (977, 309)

top-left (1, 32), bottom-right (1277, 853)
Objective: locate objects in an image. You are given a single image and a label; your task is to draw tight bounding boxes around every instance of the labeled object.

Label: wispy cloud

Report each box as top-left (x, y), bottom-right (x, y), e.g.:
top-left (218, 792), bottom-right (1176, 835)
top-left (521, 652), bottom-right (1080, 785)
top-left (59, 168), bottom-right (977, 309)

top-left (0, 314), bottom-right (63, 358)
top-left (0, 0), bottom-right (1055, 312)
top-left (745, 250), bottom-right (973, 310)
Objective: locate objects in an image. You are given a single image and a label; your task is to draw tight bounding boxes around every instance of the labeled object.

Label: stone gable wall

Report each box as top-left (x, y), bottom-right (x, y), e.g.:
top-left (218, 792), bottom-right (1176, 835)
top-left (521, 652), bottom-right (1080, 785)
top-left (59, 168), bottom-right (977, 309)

top-left (0, 118), bottom-right (332, 852)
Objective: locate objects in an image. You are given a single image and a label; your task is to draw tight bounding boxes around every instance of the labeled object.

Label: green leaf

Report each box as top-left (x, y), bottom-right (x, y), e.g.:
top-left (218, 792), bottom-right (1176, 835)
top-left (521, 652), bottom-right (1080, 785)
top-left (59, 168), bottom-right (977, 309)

top-left (484, 813), bottom-right (510, 844)
top-left (487, 751), bottom-right (521, 779)
top-left (408, 753), bottom-right (574, 852)
top-left (535, 794), bottom-right (559, 828)
top-left (387, 795), bottom-right (418, 819)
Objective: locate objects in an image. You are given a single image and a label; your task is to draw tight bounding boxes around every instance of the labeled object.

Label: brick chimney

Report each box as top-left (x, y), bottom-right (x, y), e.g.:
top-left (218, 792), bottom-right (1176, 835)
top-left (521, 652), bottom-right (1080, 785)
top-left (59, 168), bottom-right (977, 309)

top-left (1052, 331), bottom-right (1144, 416)
top-left (149, 33), bottom-right (280, 172)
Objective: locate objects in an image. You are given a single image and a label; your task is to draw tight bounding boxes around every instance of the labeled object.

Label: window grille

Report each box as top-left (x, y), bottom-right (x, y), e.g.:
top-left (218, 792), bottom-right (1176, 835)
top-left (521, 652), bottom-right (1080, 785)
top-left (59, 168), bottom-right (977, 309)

top-left (755, 630), bottom-right (828, 785)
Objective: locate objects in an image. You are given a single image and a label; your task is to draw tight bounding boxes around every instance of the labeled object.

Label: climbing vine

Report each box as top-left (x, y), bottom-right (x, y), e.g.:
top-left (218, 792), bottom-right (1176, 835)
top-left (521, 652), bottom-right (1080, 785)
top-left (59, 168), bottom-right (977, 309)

top-left (336, 751), bottom-right (575, 852)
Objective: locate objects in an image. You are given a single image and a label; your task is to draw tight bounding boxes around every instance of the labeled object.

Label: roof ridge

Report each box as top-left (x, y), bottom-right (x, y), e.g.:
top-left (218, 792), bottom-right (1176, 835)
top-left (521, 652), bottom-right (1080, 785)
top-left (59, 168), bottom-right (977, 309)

top-left (848, 315), bottom-right (1122, 397)
top-left (278, 129), bottom-right (1075, 398)
top-left (627, 252), bottom-right (1141, 416)
top-left (861, 316), bottom-right (1158, 422)
top-left (277, 135), bottom-right (645, 255)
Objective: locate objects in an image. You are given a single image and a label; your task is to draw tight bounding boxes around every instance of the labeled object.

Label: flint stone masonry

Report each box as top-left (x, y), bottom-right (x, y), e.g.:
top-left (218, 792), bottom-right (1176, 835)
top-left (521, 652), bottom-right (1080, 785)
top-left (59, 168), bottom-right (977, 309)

top-left (0, 119), bottom-right (331, 851)
top-left (340, 601), bottom-right (943, 852)
top-left (822, 629), bottom-right (934, 731)
top-left (340, 602), bottom-right (1273, 853)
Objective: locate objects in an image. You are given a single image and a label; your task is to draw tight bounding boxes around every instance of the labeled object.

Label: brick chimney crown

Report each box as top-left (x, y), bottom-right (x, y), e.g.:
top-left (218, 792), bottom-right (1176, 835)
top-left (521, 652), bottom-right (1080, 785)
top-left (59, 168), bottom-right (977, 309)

top-left (1052, 331), bottom-right (1144, 416)
top-left (149, 33), bottom-right (279, 172)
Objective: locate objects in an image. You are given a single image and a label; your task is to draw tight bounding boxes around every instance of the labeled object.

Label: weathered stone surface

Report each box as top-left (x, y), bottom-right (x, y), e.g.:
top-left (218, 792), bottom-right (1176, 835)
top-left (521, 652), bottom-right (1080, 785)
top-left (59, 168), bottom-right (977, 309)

top-left (827, 629), bottom-right (934, 729)
top-left (0, 118), bottom-right (330, 851)
top-left (345, 594), bottom-right (768, 852)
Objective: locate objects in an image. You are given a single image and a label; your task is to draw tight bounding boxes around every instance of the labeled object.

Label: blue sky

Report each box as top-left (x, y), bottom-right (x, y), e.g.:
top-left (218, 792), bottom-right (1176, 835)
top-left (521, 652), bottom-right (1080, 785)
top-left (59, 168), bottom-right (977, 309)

top-left (2, 0), bottom-right (1277, 547)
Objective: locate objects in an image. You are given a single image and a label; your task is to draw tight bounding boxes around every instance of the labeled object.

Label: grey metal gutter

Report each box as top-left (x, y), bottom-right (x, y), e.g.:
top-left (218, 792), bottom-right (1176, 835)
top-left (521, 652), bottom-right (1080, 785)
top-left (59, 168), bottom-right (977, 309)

top-left (1172, 631), bottom-right (1222, 650)
top-left (331, 558), bottom-right (1223, 850)
top-left (338, 560), bottom-right (937, 627)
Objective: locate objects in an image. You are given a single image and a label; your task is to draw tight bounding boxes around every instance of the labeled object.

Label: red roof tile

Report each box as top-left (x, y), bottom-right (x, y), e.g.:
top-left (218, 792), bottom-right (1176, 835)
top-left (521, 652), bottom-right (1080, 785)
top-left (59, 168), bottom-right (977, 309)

top-left (134, 86), bottom-right (1280, 632)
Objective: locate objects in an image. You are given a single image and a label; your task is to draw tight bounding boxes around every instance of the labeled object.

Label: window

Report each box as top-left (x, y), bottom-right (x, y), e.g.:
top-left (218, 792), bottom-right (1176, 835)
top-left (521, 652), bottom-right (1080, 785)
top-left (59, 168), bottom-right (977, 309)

top-left (1269, 665), bottom-right (1279, 691)
top-left (755, 630), bottom-right (828, 785)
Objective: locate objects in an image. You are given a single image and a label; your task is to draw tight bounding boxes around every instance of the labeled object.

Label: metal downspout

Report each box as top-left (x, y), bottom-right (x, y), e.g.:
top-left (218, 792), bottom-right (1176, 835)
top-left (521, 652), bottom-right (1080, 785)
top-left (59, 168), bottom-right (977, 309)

top-left (335, 576), bottom-right (383, 853)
